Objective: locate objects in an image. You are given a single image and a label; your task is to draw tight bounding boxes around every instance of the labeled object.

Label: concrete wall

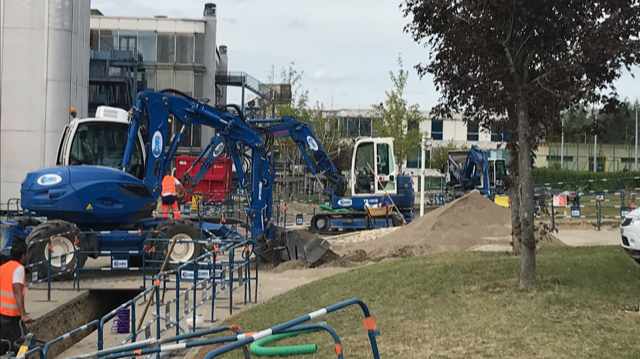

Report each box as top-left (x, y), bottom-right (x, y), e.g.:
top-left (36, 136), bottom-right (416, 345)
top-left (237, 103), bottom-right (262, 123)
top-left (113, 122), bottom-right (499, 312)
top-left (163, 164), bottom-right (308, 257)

top-left (0, 0), bottom-right (89, 202)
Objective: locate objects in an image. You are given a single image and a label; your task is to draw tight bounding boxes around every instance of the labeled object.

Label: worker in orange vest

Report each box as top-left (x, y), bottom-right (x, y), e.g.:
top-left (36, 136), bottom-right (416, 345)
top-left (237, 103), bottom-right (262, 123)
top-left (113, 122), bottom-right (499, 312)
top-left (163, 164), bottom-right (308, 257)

top-left (0, 241), bottom-right (32, 350)
top-left (161, 169), bottom-right (186, 219)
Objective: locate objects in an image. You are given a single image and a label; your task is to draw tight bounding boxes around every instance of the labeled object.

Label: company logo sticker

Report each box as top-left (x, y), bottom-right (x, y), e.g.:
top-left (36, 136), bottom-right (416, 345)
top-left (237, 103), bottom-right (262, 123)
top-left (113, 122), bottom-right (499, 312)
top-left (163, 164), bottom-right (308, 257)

top-left (307, 136), bottom-right (319, 151)
top-left (213, 142), bottom-right (224, 157)
top-left (37, 174), bottom-right (62, 186)
top-left (337, 198), bottom-right (352, 207)
top-left (152, 131), bottom-right (163, 158)
top-left (112, 259), bottom-right (128, 269)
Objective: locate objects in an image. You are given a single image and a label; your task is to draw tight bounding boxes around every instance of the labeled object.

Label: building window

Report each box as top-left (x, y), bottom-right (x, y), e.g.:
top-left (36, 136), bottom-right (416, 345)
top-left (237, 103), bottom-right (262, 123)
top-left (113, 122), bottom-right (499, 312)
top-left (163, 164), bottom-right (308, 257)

top-left (156, 69), bottom-right (174, 90)
top-left (138, 68), bottom-right (156, 92)
top-left (176, 34), bottom-right (195, 64)
top-left (492, 126), bottom-right (511, 142)
top-left (195, 34), bottom-right (204, 64)
top-left (157, 33), bottom-right (176, 63)
top-left (90, 29), bottom-right (100, 51)
top-left (194, 73), bottom-right (204, 100)
top-left (138, 31), bottom-right (157, 62)
top-left (431, 119), bottom-right (443, 140)
top-left (99, 29), bottom-right (117, 51)
top-left (118, 30), bottom-right (137, 51)
top-left (547, 156), bottom-right (574, 162)
top-left (467, 121), bottom-right (479, 141)
top-left (407, 118), bottom-right (419, 132)
top-left (175, 70), bottom-right (194, 97)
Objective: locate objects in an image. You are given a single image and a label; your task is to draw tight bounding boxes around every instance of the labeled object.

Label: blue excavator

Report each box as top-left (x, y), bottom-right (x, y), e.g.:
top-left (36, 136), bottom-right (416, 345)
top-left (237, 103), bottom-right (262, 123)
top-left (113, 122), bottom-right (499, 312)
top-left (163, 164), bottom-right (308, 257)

top-left (445, 145), bottom-right (508, 199)
top-left (2, 89), bottom-right (414, 275)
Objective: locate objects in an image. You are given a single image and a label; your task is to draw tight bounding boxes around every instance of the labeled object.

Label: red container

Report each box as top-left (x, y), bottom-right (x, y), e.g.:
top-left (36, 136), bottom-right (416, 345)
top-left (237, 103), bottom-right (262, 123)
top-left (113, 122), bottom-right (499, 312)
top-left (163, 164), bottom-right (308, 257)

top-left (175, 154), bottom-right (233, 203)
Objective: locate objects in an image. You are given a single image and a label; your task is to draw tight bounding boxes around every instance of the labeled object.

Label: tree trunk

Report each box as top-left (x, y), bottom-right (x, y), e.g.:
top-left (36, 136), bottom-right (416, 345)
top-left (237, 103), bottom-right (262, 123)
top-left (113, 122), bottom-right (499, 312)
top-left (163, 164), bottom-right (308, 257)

top-left (509, 175), bottom-right (521, 255)
top-left (516, 101), bottom-right (536, 288)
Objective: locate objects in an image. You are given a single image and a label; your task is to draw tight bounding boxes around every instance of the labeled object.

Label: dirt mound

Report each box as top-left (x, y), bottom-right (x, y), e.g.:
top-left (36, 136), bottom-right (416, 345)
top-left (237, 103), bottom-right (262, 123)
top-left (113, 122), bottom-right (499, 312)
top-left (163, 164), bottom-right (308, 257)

top-left (340, 191), bottom-right (513, 259)
top-left (534, 222), bottom-right (566, 247)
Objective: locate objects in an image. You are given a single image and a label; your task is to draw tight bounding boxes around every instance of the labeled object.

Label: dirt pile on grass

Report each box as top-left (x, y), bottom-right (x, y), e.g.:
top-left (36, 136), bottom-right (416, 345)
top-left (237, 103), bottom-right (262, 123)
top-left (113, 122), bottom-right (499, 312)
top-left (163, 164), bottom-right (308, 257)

top-left (337, 191), bottom-right (514, 259)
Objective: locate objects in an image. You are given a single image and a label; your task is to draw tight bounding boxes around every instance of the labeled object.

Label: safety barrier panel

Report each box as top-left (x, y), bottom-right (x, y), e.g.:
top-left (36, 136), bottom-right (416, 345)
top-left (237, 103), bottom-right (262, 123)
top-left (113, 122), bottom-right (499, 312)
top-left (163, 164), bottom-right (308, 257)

top-left (74, 297), bottom-right (379, 359)
top-left (24, 236), bottom-right (77, 301)
top-left (42, 320), bottom-right (100, 359)
top-left (203, 298), bottom-right (381, 359)
top-left (533, 176), bottom-right (640, 230)
top-left (19, 239), bottom-right (257, 358)
top-left (143, 238), bottom-right (256, 334)
top-left (63, 325), bottom-right (249, 359)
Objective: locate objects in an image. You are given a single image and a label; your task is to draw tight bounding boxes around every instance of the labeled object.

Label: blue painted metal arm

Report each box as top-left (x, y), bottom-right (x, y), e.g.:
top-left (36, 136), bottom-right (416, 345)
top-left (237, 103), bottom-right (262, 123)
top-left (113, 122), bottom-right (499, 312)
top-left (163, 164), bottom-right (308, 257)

top-left (181, 135), bottom-right (227, 193)
top-left (264, 116), bottom-right (346, 197)
top-left (121, 91), bottom-right (276, 248)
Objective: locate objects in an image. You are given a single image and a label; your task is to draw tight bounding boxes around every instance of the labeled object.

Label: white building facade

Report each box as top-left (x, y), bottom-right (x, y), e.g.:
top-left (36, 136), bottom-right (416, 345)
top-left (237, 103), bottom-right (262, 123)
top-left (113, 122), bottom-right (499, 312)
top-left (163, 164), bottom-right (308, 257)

top-left (1, 0), bottom-right (90, 203)
top-left (89, 3), bottom-right (225, 153)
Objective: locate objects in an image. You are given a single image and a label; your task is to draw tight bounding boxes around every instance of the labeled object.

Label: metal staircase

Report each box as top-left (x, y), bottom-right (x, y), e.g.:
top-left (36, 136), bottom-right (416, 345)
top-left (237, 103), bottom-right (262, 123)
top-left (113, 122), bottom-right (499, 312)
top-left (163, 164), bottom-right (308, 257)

top-left (88, 49), bottom-right (141, 116)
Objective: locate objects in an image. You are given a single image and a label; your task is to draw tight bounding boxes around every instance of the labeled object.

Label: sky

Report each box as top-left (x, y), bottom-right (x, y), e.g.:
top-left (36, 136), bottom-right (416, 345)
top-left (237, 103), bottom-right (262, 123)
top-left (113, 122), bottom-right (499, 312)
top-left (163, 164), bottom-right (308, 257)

top-left (91, 0), bottom-right (640, 112)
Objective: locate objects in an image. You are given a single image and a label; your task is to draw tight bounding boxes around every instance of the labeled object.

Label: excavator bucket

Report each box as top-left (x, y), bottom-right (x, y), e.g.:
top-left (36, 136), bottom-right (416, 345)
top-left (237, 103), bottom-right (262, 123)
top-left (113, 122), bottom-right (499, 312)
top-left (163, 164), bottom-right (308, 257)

top-left (256, 227), bottom-right (331, 267)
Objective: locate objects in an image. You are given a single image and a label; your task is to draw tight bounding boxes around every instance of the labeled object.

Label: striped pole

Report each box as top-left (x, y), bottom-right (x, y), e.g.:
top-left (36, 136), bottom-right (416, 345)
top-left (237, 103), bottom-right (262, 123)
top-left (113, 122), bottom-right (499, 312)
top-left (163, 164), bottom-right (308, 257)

top-left (203, 298), bottom-right (380, 359)
top-left (42, 320), bottom-right (99, 359)
top-left (96, 323), bottom-right (341, 359)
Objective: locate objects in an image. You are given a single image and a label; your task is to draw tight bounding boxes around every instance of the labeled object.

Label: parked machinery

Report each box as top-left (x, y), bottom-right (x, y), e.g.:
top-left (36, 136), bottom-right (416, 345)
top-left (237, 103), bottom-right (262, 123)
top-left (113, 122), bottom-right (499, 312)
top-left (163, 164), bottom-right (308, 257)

top-left (2, 89), bottom-right (414, 274)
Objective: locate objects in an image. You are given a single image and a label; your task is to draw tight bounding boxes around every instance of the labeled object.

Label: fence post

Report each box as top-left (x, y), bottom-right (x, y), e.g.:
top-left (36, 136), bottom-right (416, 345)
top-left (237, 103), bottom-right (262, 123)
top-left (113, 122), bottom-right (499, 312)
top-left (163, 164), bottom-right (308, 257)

top-left (283, 204), bottom-right (287, 230)
top-left (47, 238), bottom-right (52, 301)
top-left (597, 199), bottom-right (602, 231)
top-left (192, 259), bottom-right (197, 333)
top-left (311, 205), bottom-right (316, 234)
top-left (175, 264), bottom-right (180, 337)
top-left (229, 247), bottom-right (235, 316)
top-left (551, 198), bottom-right (556, 232)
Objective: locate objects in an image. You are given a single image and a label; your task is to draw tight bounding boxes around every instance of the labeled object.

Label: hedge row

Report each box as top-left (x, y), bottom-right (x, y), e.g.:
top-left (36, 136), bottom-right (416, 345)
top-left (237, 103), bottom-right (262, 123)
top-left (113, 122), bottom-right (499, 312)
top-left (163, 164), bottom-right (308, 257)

top-left (533, 168), bottom-right (640, 191)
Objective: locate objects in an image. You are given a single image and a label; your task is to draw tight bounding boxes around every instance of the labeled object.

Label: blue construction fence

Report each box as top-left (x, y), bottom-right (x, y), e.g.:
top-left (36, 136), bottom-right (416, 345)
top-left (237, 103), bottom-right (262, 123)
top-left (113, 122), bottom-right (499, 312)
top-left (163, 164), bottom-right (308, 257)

top-left (25, 297), bottom-right (382, 359)
top-left (533, 176), bottom-right (640, 230)
top-left (17, 234), bottom-right (257, 358)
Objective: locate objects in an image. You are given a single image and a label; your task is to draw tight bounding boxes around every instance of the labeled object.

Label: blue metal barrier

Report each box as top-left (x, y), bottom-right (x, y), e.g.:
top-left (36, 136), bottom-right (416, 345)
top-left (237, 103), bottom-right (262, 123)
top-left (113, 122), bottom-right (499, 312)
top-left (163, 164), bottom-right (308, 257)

top-left (43, 320), bottom-right (100, 359)
top-left (203, 298), bottom-right (381, 359)
top-left (64, 325), bottom-right (246, 359)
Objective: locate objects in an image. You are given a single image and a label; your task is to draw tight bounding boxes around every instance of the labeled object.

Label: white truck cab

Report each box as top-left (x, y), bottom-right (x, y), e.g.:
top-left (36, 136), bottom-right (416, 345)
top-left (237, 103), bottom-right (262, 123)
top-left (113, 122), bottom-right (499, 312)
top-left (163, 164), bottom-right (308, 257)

top-left (56, 106), bottom-right (147, 179)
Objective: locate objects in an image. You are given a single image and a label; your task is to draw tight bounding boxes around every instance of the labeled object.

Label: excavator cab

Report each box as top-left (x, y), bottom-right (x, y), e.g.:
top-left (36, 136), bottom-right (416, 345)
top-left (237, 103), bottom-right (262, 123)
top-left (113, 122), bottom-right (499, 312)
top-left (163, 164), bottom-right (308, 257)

top-left (351, 137), bottom-right (398, 196)
top-left (55, 106), bottom-right (147, 180)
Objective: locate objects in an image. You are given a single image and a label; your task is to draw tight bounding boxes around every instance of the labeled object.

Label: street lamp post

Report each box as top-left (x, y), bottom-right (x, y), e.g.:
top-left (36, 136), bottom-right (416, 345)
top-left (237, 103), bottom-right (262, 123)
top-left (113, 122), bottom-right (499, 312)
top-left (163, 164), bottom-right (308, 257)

top-left (635, 104), bottom-right (638, 171)
top-left (594, 107), bottom-right (598, 173)
top-left (560, 115), bottom-right (564, 169)
top-left (420, 135), bottom-right (426, 217)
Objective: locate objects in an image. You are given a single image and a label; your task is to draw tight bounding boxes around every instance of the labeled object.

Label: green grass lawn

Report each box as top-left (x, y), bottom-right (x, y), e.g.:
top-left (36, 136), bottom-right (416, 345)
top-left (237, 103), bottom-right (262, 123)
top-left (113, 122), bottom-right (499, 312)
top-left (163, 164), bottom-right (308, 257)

top-left (196, 246), bottom-right (640, 359)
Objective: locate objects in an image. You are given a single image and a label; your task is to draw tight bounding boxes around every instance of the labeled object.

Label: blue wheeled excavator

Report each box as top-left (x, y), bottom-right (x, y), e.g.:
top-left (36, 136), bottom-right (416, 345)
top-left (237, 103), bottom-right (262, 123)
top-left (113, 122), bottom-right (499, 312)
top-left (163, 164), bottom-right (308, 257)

top-left (445, 145), bottom-right (508, 199)
top-left (2, 89), bottom-right (414, 274)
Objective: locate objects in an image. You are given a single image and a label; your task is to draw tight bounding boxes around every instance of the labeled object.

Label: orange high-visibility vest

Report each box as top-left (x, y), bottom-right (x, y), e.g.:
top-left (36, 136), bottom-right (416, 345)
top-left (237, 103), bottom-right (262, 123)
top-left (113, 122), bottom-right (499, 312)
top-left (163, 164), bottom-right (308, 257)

top-left (0, 260), bottom-right (25, 317)
top-left (162, 175), bottom-right (178, 196)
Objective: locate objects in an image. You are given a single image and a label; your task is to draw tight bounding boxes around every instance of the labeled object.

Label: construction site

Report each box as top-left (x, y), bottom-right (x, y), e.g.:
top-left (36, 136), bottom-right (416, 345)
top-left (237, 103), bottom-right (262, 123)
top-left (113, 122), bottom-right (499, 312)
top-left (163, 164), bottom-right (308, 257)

top-left (1, 1), bottom-right (639, 359)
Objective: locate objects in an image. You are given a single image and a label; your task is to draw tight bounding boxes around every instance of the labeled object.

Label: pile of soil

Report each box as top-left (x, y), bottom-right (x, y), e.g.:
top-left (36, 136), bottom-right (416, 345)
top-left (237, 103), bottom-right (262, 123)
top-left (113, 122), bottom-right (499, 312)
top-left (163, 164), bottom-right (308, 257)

top-left (338, 192), bottom-right (514, 259)
top-left (262, 192), bottom-right (566, 270)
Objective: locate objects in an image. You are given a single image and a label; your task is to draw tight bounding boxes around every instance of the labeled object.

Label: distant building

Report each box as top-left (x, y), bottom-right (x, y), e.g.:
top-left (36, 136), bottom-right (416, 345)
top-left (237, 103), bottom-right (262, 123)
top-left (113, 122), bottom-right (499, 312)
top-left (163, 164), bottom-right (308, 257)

top-left (0, 0), bottom-right (90, 203)
top-left (88, 3), bottom-right (228, 153)
top-left (325, 109), bottom-right (509, 169)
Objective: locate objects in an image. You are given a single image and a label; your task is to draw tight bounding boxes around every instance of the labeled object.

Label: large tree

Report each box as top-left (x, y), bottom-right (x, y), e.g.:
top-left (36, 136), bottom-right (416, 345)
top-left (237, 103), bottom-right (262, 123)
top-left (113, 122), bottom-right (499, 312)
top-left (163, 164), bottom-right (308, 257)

top-left (402, 0), bottom-right (640, 287)
top-left (373, 54), bottom-right (425, 172)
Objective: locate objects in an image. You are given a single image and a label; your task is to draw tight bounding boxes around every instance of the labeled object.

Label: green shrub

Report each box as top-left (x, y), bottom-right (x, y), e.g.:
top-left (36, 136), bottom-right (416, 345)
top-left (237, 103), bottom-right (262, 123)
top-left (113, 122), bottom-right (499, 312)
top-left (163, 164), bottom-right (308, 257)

top-left (533, 168), bottom-right (640, 191)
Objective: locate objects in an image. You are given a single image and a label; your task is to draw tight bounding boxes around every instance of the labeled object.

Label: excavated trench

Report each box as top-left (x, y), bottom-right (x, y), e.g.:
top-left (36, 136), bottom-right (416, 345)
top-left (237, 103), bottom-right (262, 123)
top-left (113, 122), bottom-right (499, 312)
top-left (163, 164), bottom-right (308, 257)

top-left (27, 290), bottom-right (140, 359)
